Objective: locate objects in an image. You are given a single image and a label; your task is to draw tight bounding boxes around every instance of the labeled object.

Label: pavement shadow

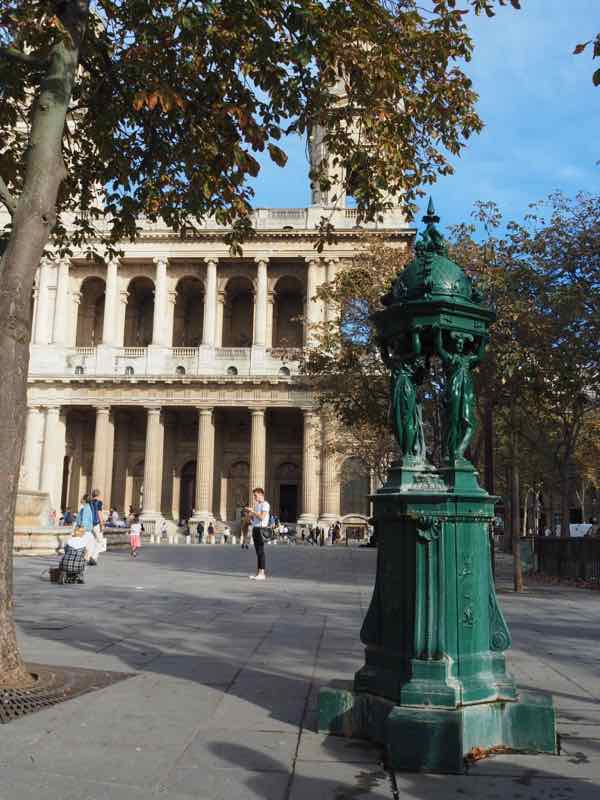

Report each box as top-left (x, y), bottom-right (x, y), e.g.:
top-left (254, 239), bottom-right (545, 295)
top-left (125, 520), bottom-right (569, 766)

top-left (206, 742), bottom-right (600, 799)
top-left (207, 742), bottom-right (391, 799)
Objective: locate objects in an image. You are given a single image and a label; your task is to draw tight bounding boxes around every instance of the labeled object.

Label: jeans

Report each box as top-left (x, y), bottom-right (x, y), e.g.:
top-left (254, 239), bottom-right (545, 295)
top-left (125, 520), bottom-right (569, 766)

top-left (252, 527), bottom-right (266, 570)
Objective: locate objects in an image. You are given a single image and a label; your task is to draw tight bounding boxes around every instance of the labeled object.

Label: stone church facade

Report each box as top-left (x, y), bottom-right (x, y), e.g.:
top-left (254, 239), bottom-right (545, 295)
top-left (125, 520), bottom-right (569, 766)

top-left (16, 178), bottom-right (412, 532)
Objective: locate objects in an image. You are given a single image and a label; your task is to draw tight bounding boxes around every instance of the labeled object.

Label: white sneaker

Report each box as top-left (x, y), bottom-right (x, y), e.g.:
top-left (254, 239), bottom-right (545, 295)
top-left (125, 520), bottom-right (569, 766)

top-left (249, 574), bottom-right (266, 580)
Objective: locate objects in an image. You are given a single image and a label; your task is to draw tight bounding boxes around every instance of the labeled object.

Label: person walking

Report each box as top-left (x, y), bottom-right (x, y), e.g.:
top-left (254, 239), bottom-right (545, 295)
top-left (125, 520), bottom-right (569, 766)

top-left (196, 520), bottom-right (204, 543)
top-left (129, 515), bottom-right (142, 558)
top-left (90, 488), bottom-right (106, 564)
top-left (245, 487), bottom-right (270, 580)
top-left (76, 493), bottom-right (100, 564)
top-left (240, 509), bottom-right (251, 549)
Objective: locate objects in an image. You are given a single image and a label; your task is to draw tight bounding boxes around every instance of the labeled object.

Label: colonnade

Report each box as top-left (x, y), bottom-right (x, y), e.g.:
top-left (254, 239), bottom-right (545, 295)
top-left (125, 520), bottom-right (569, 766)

top-left (31, 255), bottom-right (339, 351)
top-left (20, 404), bottom-right (344, 526)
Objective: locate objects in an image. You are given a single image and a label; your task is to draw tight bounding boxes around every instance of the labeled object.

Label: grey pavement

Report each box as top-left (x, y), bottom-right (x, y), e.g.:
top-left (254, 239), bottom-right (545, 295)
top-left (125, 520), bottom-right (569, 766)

top-left (1, 545), bottom-right (598, 799)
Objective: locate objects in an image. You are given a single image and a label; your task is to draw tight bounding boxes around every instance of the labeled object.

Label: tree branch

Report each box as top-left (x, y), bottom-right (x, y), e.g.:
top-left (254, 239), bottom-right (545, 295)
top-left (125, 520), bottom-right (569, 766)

top-left (0, 46), bottom-right (48, 69)
top-left (0, 176), bottom-right (17, 217)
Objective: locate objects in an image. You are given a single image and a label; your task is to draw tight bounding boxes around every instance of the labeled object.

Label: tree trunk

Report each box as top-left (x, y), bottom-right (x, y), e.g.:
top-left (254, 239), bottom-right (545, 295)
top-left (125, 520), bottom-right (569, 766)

top-left (0, 1), bottom-right (89, 687)
top-left (559, 463), bottom-right (570, 538)
top-left (510, 427), bottom-right (523, 592)
top-left (483, 400), bottom-right (495, 494)
top-left (579, 481), bottom-right (586, 524)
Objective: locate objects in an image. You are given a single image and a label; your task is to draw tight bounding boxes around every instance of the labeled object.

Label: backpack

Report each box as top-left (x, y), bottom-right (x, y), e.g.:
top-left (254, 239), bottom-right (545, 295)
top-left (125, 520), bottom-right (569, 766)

top-left (76, 502), bottom-right (94, 531)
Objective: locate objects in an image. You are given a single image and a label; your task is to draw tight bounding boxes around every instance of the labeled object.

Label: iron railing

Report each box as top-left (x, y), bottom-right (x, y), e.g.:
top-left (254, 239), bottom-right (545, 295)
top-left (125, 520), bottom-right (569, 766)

top-left (535, 536), bottom-right (600, 582)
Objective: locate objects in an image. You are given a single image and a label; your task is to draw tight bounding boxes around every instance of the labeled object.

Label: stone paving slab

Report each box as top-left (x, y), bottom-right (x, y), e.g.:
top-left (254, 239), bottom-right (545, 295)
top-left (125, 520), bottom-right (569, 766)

top-left (2, 547), bottom-right (598, 799)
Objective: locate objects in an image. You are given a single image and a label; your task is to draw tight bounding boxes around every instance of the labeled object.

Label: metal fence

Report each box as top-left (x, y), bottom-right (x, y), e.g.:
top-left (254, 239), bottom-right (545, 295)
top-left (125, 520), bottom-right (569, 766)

top-left (535, 537), bottom-right (600, 582)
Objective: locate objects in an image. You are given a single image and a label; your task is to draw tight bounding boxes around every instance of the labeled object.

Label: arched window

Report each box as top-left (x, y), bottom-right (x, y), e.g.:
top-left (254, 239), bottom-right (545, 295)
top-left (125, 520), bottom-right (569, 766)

top-left (76, 277), bottom-right (105, 346)
top-left (175, 365), bottom-right (186, 376)
top-left (74, 365), bottom-right (84, 376)
top-left (273, 276), bottom-right (303, 348)
top-left (227, 365), bottom-right (238, 376)
top-left (222, 276), bottom-right (254, 347)
top-left (125, 365), bottom-right (134, 376)
top-left (124, 276), bottom-right (154, 347)
top-left (340, 457), bottom-right (370, 516)
top-left (173, 276), bottom-right (204, 346)
top-left (279, 366), bottom-right (291, 377)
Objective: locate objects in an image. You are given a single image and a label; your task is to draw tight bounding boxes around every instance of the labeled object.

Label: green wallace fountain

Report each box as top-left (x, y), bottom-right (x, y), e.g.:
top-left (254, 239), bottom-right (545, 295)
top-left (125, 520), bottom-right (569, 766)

top-left (319, 201), bottom-right (557, 773)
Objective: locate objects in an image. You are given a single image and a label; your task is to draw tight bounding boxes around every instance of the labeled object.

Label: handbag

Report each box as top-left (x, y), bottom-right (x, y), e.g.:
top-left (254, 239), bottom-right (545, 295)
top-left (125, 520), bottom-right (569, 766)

top-left (261, 526), bottom-right (275, 541)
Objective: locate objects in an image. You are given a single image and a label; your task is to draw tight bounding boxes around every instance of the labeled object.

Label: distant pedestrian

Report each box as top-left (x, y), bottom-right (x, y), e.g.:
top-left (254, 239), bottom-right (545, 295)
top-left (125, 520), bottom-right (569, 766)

top-left (197, 520), bottom-right (204, 543)
top-left (129, 515), bottom-right (142, 558)
top-left (240, 508), bottom-right (252, 549)
top-left (245, 487), bottom-right (270, 580)
top-left (208, 521), bottom-right (215, 541)
top-left (90, 488), bottom-right (106, 563)
top-left (76, 493), bottom-right (100, 564)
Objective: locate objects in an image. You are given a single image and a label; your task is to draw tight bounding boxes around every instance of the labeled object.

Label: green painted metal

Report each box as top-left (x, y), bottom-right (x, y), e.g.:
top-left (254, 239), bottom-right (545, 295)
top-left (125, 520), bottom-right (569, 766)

top-left (318, 200), bottom-right (557, 772)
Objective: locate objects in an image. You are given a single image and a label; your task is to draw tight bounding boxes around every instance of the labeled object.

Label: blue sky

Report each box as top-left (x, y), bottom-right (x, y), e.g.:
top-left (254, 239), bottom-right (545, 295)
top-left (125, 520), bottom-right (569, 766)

top-left (249, 1), bottom-right (600, 230)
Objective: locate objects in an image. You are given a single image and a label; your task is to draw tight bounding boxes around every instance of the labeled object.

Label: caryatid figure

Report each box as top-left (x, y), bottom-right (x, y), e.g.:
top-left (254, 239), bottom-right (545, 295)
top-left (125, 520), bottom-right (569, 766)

top-left (433, 325), bottom-right (487, 462)
top-left (380, 326), bottom-right (426, 460)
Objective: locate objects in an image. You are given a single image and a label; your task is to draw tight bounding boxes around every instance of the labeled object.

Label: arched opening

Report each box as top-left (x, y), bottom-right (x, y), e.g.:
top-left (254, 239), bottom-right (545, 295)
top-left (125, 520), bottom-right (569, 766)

top-left (173, 276), bottom-right (204, 346)
top-left (340, 457), bottom-right (370, 517)
top-left (74, 366), bottom-right (84, 376)
top-left (227, 365), bottom-right (238, 376)
top-left (124, 276), bottom-right (154, 347)
top-left (125, 366), bottom-right (134, 376)
top-left (131, 459), bottom-right (144, 513)
top-left (222, 276), bottom-right (254, 347)
top-left (175, 365), bottom-right (186, 376)
top-left (273, 276), bottom-right (303, 348)
top-left (226, 460), bottom-right (249, 520)
top-left (274, 461), bottom-right (299, 523)
top-left (279, 366), bottom-right (290, 377)
top-left (179, 460), bottom-right (196, 522)
top-left (76, 276), bottom-right (105, 346)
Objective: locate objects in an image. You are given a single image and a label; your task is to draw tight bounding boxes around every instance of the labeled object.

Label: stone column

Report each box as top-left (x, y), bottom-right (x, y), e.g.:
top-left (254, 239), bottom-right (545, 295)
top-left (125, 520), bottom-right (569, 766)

top-left (112, 412), bottom-right (129, 512)
top-left (33, 262), bottom-right (52, 344)
top-left (104, 411), bottom-right (115, 508)
top-left (40, 406), bottom-right (65, 511)
top-left (21, 407), bottom-right (44, 490)
top-left (116, 288), bottom-right (129, 346)
top-left (193, 407), bottom-right (215, 519)
top-left (215, 289), bottom-right (225, 347)
top-left (102, 259), bottom-right (119, 345)
top-left (91, 407), bottom-right (110, 494)
top-left (299, 409), bottom-right (319, 524)
top-left (162, 412), bottom-right (177, 514)
top-left (152, 256), bottom-right (169, 345)
top-left (202, 258), bottom-right (218, 347)
top-left (142, 407), bottom-right (164, 515)
top-left (266, 290), bottom-right (275, 349)
top-left (319, 416), bottom-right (341, 526)
top-left (249, 408), bottom-right (267, 495)
top-left (254, 257), bottom-right (268, 347)
top-left (165, 290), bottom-right (177, 348)
top-left (305, 258), bottom-right (324, 346)
top-left (52, 259), bottom-right (71, 345)
top-left (70, 290), bottom-right (81, 346)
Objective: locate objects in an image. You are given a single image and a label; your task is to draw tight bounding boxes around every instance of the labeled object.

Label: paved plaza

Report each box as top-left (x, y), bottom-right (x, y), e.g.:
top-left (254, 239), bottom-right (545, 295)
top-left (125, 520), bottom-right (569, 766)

top-left (1, 545), bottom-right (598, 799)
